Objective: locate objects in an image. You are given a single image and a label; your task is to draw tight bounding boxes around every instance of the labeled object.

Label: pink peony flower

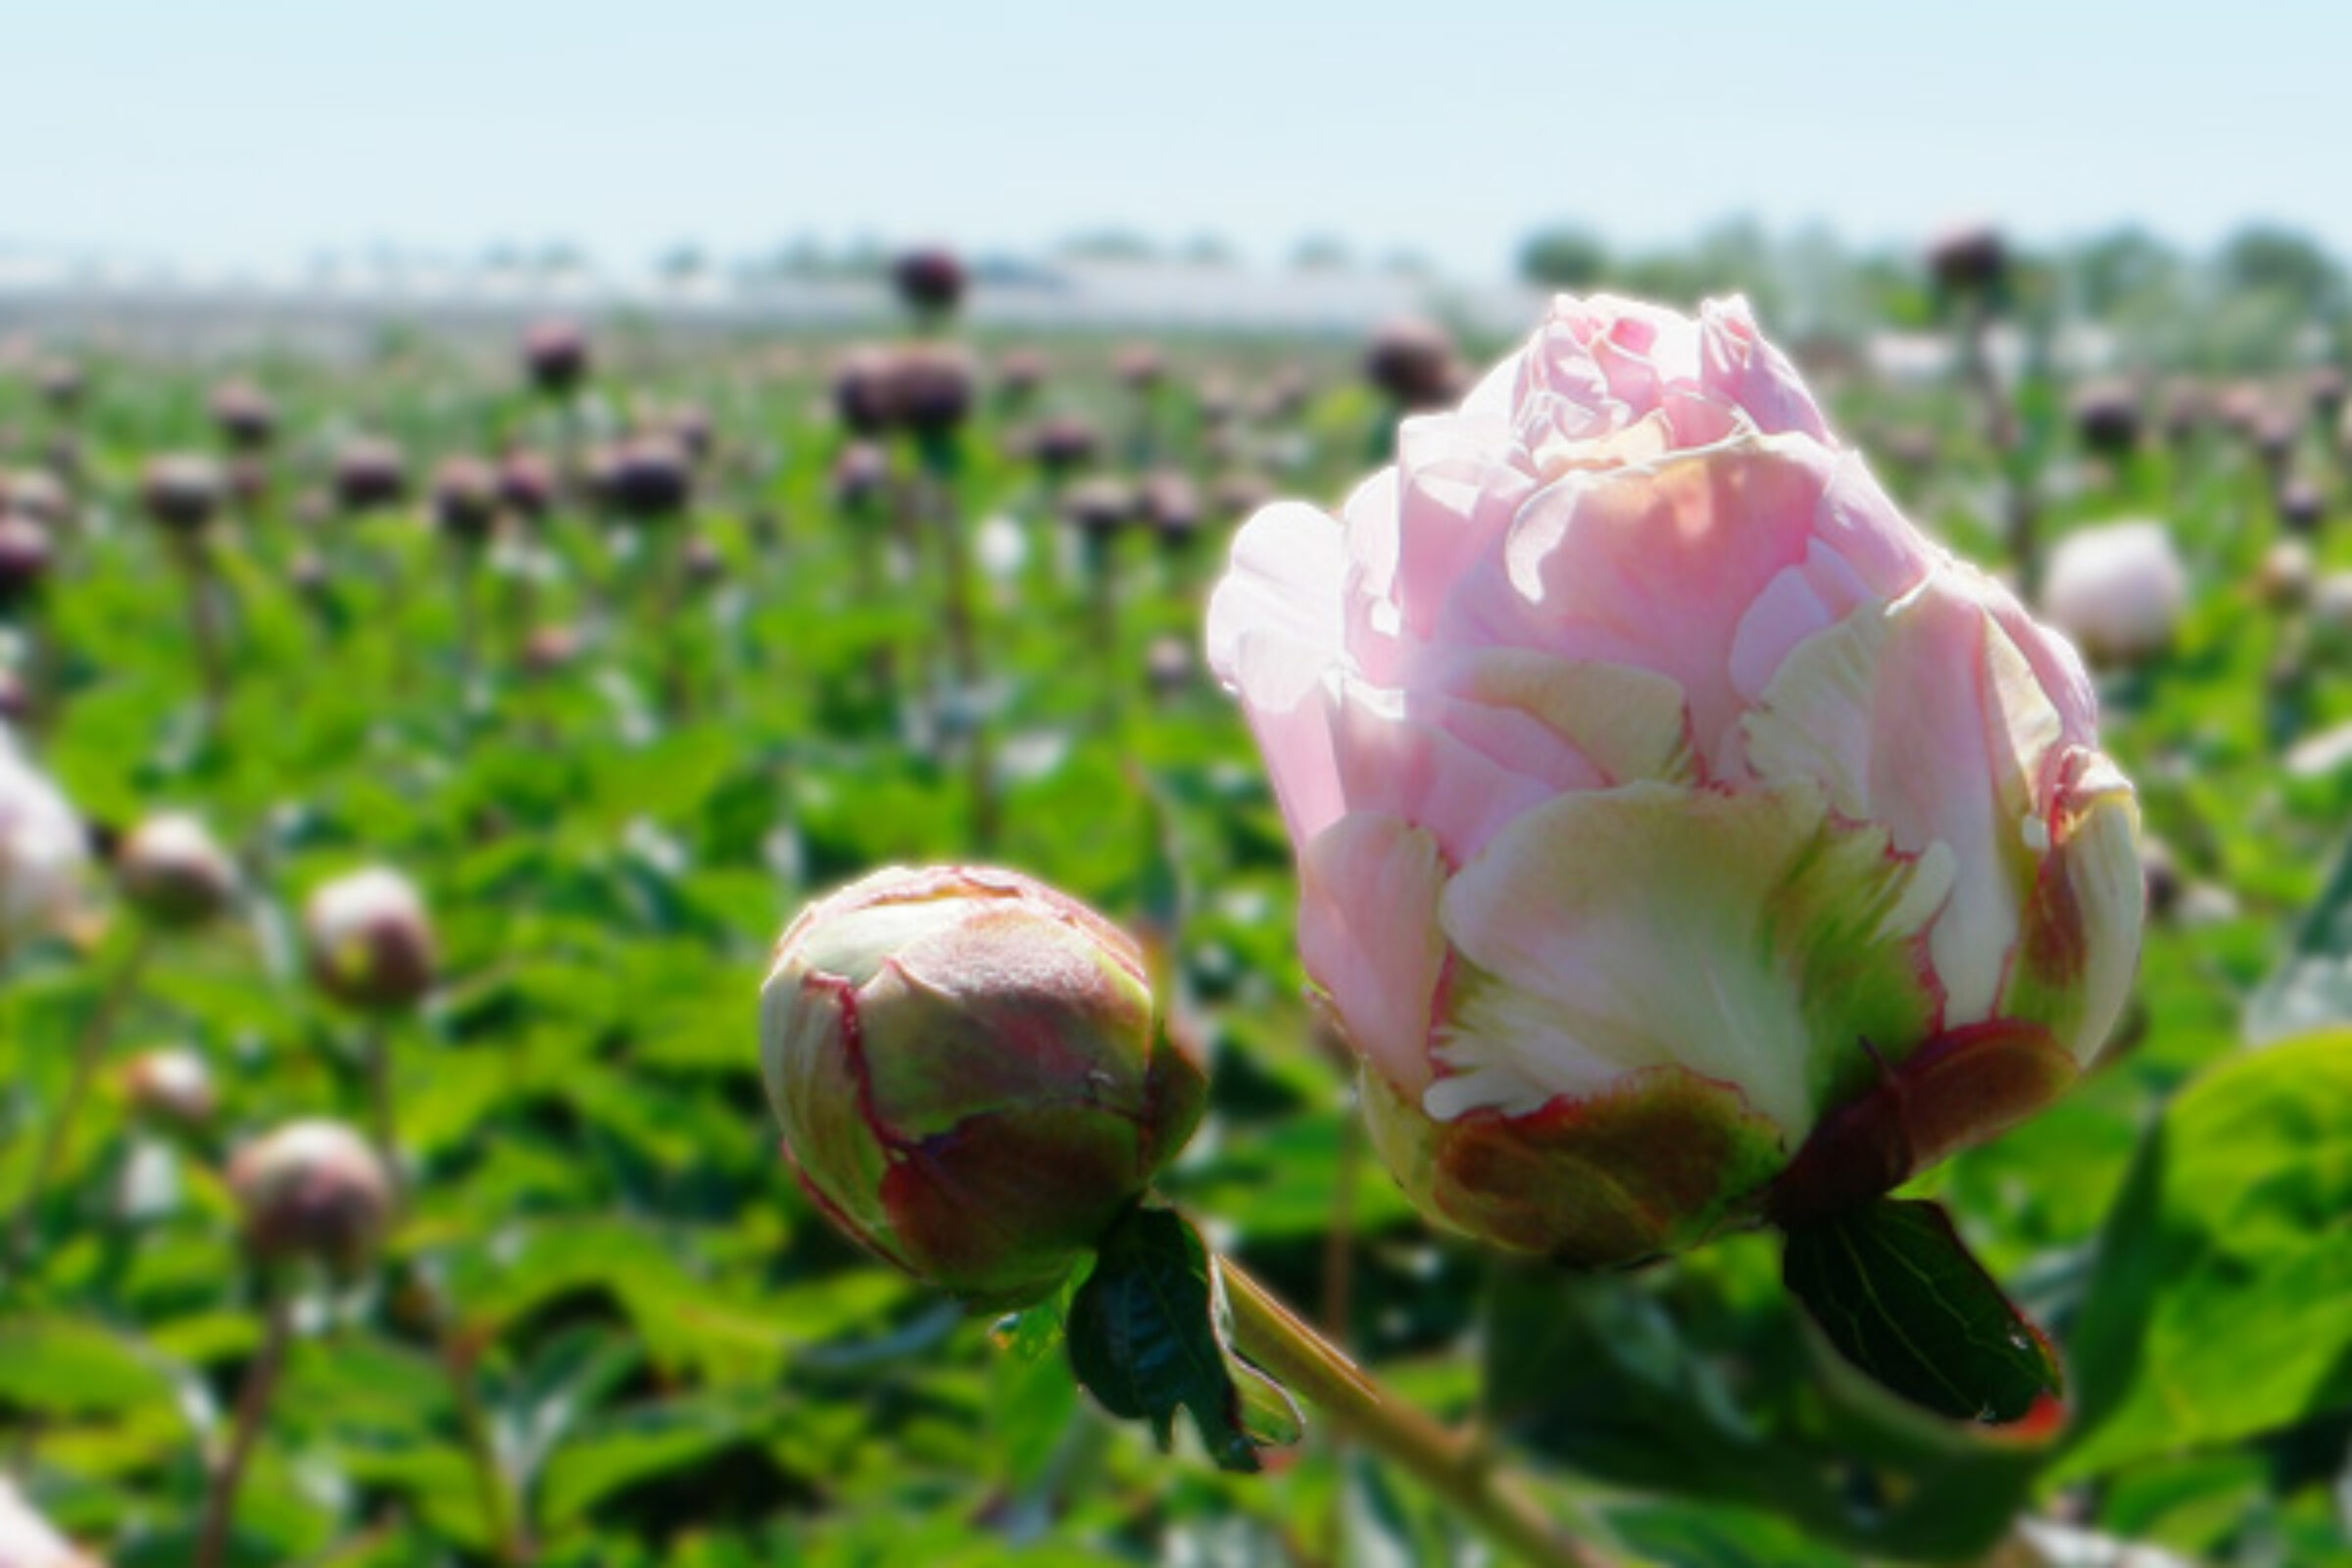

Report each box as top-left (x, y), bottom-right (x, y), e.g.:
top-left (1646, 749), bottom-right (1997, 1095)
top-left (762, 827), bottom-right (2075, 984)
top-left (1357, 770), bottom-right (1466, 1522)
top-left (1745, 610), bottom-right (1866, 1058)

top-left (1206, 296), bottom-right (2143, 1266)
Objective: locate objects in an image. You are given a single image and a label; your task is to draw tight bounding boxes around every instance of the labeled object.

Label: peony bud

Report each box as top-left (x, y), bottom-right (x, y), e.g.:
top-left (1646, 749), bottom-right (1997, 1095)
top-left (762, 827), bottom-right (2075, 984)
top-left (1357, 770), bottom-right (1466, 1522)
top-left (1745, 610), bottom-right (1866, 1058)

top-left (832, 348), bottom-right (900, 436)
top-left (892, 246), bottom-right (966, 317)
top-left (430, 457), bottom-right (499, 543)
top-left (1364, 316), bottom-right (1461, 411)
top-left (601, 436), bottom-right (692, 520)
top-left (122, 1046), bottom-right (218, 1127)
top-left (332, 438), bottom-right (409, 513)
top-left (1061, 477), bottom-right (1135, 542)
top-left (0, 514), bottom-right (52, 607)
top-left (759, 865), bottom-right (1207, 1309)
top-left (888, 344), bottom-right (977, 438)
top-left (228, 1119), bottom-right (392, 1271)
top-left (1207, 296), bottom-right (2142, 1266)
top-left (303, 866), bottom-right (435, 1011)
top-left (2040, 520), bottom-right (2187, 666)
top-left (2277, 476), bottom-right (2326, 535)
top-left (1139, 469), bottom-right (1201, 548)
top-left (1028, 415), bottom-right (1100, 476)
top-left (116, 811), bottom-right (238, 928)
top-left (521, 318), bottom-right (591, 394)
top-left (0, 739), bottom-right (85, 955)
top-left (1925, 222), bottom-right (2007, 296)
top-left (209, 379), bottom-right (276, 449)
top-left (2258, 539), bottom-right (2316, 611)
top-left (140, 455), bottom-right (225, 534)
top-left (496, 449), bottom-right (555, 519)
top-left (2070, 380), bottom-right (2141, 460)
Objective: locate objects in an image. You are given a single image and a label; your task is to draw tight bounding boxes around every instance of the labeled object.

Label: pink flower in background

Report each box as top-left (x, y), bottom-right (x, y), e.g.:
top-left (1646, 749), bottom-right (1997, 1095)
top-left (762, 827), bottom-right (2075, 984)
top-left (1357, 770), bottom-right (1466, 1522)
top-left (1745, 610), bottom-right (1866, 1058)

top-left (1206, 295), bottom-right (2143, 1266)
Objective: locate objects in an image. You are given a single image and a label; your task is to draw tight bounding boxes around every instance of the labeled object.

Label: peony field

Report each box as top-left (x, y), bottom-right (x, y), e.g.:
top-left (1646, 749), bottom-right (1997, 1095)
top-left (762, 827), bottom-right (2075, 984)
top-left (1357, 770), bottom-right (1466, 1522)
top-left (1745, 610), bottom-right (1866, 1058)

top-left (3, 9), bottom-right (2349, 1564)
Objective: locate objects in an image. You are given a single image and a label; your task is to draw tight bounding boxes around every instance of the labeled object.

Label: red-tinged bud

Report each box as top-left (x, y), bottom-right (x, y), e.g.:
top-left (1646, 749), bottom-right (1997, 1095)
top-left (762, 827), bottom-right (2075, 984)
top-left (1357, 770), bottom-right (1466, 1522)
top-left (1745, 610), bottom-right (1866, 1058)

top-left (1364, 317), bottom-right (1459, 410)
top-left (522, 318), bottom-right (591, 394)
top-left (332, 439), bottom-right (409, 513)
top-left (122, 1047), bottom-right (218, 1128)
top-left (228, 1119), bottom-right (393, 1272)
top-left (209, 380), bottom-right (276, 450)
top-left (140, 454), bottom-right (224, 534)
top-left (303, 866), bottom-right (435, 1012)
top-left (431, 457), bottom-right (499, 544)
top-left (892, 246), bottom-right (966, 318)
top-left (117, 811), bottom-right (239, 928)
top-left (760, 865), bottom-right (1207, 1310)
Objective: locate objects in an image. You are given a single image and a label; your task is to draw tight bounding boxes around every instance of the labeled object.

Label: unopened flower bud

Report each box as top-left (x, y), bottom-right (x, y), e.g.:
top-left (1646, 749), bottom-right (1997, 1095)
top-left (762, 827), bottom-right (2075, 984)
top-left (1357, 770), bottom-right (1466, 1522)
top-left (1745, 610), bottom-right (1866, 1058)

top-left (333, 439), bottom-right (409, 513)
top-left (760, 865), bottom-right (1207, 1309)
top-left (2070, 380), bottom-right (2141, 461)
top-left (890, 344), bottom-right (976, 438)
top-left (303, 866), bottom-right (435, 1011)
top-left (140, 455), bottom-right (225, 534)
top-left (1028, 415), bottom-right (1099, 475)
top-left (117, 811), bottom-right (238, 928)
top-left (521, 318), bottom-right (591, 394)
top-left (122, 1047), bottom-right (217, 1127)
top-left (2040, 519), bottom-right (2186, 666)
top-left (228, 1119), bottom-right (392, 1271)
top-left (1062, 477), bottom-right (1135, 542)
top-left (496, 449), bottom-right (555, 519)
top-left (431, 457), bottom-right (499, 543)
top-left (833, 348), bottom-right (900, 436)
top-left (1364, 316), bottom-right (1460, 410)
top-left (601, 436), bottom-right (692, 520)
top-left (0, 514), bottom-right (52, 607)
top-left (210, 380), bottom-right (276, 450)
top-left (892, 246), bottom-right (966, 317)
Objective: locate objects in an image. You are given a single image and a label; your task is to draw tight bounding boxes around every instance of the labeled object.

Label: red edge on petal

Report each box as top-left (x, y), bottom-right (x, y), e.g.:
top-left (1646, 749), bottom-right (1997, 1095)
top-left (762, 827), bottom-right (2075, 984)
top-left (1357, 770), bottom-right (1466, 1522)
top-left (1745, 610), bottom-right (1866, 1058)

top-left (1768, 1019), bottom-right (2076, 1229)
top-left (1421, 1065), bottom-right (1786, 1270)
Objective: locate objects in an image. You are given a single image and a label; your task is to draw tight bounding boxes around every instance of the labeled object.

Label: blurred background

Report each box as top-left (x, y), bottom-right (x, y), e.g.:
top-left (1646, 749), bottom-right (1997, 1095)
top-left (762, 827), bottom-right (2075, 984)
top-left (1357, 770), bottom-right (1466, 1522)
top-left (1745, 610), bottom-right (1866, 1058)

top-left (3, 5), bottom-right (2351, 1566)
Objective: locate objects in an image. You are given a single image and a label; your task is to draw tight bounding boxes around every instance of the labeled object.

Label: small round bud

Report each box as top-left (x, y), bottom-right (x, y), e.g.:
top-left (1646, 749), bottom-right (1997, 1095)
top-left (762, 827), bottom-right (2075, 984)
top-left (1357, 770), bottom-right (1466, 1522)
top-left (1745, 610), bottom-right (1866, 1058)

top-left (665, 405), bottom-right (714, 465)
top-left (140, 454), bottom-right (224, 534)
top-left (1364, 316), bottom-right (1459, 410)
top-left (2258, 538), bottom-right (2316, 611)
top-left (1211, 470), bottom-right (1274, 520)
top-left (1145, 634), bottom-right (1194, 697)
top-left (430, 457), bottom-right (499, 543)
top-left (0, 514), bottom-right (52, 607)
top-left (1926, 221), bottom-right (2007, 296)
top-left (3, 470), bottom-right (68, 527)
top-left (496, 449), bottom-right (556, 519)
top-left (209, 380), bottom-right (276, 449)
top-left (522, 623), bottom-right (582, 676)
top-left (521, 318), bottom-right (591, 394)
top-left (122, 1047), bottom-right (218, 1127)
top-left (2310, 366), bottom-right (2347, 427)
top-left (1139, 469), bottom-right (1201, 547)
top-left (1028, 415), bottom-right (1099, 476)
top-left (602, 436), bottom-right (692, 520)
top-left (760, 865), bottom-right (1207, 1309)
top-left (832, 348), bottom-right (900, 436)
top-left (303, 866), bottom-right (435, 1011)
top-left (892, 246), bottom-right (966, 317)
top-left (333, 438), bottom-right (409, 513)
top-left (228, 1119), bottom-right (393, 1271)
top-left (2070, 380), bottom-right (2141, 460)
top-left (1062, 477), bottom-right (1135, 542)
top-left (889, 344), bottom-right (976, 438)
top-left (2278, 476), bottom-right (2327, 535)
top-left (117, 811), bottom-right (238, 928)
top-left (831, 441), bottom-right (889, 507)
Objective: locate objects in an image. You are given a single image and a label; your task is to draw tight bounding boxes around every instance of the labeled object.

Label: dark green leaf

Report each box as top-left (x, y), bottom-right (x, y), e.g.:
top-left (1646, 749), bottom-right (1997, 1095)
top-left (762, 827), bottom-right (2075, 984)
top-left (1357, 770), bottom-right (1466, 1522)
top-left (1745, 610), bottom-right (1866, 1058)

top-left (1781, 1197), bottom-right (2061, 1424)
top-left (1063, 1204), bottom-right (1298, 1474)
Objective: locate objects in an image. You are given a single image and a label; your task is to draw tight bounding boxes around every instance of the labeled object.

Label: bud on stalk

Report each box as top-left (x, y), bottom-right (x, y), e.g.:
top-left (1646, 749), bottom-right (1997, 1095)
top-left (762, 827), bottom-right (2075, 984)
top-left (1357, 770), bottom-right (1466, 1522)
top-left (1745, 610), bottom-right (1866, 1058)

top-left (760, 865), bottom-right (1206, 1310)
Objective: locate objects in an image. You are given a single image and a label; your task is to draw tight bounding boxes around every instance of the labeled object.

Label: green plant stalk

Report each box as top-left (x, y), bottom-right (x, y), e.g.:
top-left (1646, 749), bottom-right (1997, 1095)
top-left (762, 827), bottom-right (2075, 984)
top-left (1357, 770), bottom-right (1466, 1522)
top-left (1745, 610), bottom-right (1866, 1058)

top-left (193, 1276), bottom-right (294, 1568)
top-left (9, 927), bottom-right (155, 1265)
top-left (1217, 1257), bottom-right (1610, 1568)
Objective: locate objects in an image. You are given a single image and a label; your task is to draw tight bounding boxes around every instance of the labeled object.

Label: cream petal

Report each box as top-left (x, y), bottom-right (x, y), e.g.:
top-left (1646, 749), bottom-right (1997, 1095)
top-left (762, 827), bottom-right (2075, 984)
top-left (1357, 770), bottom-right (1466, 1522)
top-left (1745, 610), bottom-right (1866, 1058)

top-left (1434, 781), bottom-right (1950, 1139)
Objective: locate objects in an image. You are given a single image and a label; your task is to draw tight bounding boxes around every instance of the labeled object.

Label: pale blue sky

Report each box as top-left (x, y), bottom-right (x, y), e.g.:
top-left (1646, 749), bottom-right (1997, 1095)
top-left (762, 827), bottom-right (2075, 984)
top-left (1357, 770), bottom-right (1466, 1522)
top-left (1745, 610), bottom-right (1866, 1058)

top-left (5, 0), bottom-right (2345, 280)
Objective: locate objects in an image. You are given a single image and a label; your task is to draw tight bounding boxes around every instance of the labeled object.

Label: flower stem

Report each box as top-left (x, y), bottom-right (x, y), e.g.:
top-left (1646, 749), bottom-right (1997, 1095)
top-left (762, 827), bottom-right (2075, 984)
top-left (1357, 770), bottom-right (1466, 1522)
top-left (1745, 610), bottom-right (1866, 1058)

top-left (1217, 1257), bottom-right (1610, 1568)
top-left (193, 1276), bottom-right (295, 1568)
top-left (362, 1022), bottom-right (402, 1208)
top-left (9, 927), bottom-right (153, 1266)
top-left (434, 1299), bottom-right (528, 1563)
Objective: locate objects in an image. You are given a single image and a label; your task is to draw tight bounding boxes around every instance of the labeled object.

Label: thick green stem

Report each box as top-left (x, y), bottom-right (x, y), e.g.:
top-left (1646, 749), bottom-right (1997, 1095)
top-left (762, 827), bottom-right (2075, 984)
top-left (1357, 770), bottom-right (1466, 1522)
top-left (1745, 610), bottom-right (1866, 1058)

top-left (1218, 1258), bottom-right (1609, 1568)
